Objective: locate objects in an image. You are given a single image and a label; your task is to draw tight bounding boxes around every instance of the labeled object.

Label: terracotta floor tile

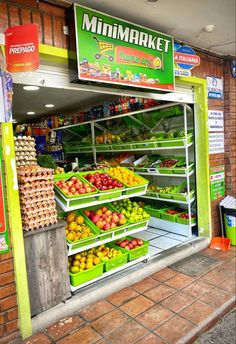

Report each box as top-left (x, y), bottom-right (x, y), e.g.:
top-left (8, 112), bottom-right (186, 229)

top-left (79, 300), bottom-right (114, 322)
top-left (131, 277), bottom-right (159, 293)
top-left (91, 309), bottom-right (128, 336)
top-left (218, 251), bottom-right (235, 260)
top-left (164, 273), bottom-right (194, 289)
top-left (105, 319), bottom-right (148, 344)
top-left (136, 304), bottom-right (174, 330)
top-left (200, 287), bottom-right (233, 308)
top-left (136, 333), bottom-right (167, 344)
top-left (46, 315), bottom-right (84, 340)
top-left (218, 276), bottom-right (236, 293)
top-left (21, 333), bottom-right (52, 344)
top-left (144, 284), bottom-right (176, 303)
top-left (120, 295), bottom-right (155, 317)
top-left (180, 300), bottom-right (214, 324)
top-left (57, 325), bottom-right (101, 344)
top-left (154, 315), bottom-right (195, 344)
top-left (95, 340), bottom-right (107, 344)
top-left (160, 291), bottom-right (195, 313)
top-left (107, 287), bottom-right (139, 306)
top-left (200, 269), bottom-right (228, 286)
top-left (182, 280), bottom-right (213, 298)
top-left (201, 248), bottom-right (222, 258)
top-left (217, 260), bottom-right (236, 274)
top-left (151, 268), bottom-right (178, 282)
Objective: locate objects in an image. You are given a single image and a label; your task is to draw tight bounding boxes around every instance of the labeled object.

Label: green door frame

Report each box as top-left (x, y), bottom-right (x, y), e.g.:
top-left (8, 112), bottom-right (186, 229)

top-left (1, 45), bottom-right (211, 340)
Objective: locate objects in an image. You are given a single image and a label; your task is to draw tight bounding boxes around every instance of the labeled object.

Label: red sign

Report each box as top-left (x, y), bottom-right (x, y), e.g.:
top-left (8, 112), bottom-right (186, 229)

top-left (5, 24), bottom-right (39, 73)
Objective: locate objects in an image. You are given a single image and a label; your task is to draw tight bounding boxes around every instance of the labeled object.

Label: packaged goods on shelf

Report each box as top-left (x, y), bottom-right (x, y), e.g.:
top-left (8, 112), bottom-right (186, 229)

top-left (17, 166), bottom-right (57, 231)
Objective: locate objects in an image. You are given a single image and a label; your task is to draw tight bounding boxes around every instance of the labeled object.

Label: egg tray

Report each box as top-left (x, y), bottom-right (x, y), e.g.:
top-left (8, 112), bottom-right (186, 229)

top-left (22, 210), bottom-right (57, 222)
top-left (21, 201), bottom-right (56, 213)
top-left (23, 217), bottom-right (58, 231)
top-left (19, 181), bottom-right (54, 191)
top-left (18, 174), bottom-right (54, 183)
top-left (20, 193), bottom-right (55, 205)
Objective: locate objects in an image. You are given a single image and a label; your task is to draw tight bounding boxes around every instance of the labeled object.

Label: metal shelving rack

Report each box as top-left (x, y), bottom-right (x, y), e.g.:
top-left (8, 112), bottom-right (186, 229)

top-left (54, 102), bottom-right (196, 291)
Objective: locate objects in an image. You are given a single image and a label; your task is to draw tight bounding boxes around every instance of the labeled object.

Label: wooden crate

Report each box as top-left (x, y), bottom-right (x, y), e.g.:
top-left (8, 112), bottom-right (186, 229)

top-left (24, 222), bottom-right (71, 316)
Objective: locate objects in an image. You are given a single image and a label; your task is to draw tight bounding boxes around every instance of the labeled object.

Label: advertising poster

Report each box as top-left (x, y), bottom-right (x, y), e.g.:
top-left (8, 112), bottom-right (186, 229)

top-left (208, 110), bottom-right (224, 132)
top-left (174, 43), bottom-right (200, 77)
top-left (0, 141), bottom-right (9, 254)
top-left (74, 4), bottom-right (174, 91)
top-left (0, 47), bottom-right (13, 122)
top-left (209, 133), bottom-right (225, 154)
top-left (210, 166), bottom-right (225, 201)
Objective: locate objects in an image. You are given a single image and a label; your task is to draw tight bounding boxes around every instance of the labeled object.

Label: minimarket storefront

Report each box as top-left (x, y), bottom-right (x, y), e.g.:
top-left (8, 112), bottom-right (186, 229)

top-left (0, 2), bottom-right (234, 342)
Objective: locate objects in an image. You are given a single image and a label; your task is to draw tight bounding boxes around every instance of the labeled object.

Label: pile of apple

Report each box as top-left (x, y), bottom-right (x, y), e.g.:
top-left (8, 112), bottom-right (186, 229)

top-left (116, 237), bottom-right (144, 250)
top-left (55, 176), bottom-right (96, 196)
top-left (84, 206), bottom-right (126, 231)
top-left (83, 172), bottom-right (123, 191)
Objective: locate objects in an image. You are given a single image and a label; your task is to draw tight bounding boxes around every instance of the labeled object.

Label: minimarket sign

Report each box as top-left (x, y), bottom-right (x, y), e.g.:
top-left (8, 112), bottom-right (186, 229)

top-left (74, 4), bottom-right (174, 91)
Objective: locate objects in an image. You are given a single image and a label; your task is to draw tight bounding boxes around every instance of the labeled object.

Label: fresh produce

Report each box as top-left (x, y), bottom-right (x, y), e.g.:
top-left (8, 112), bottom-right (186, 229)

top-left (164, 208), bottom-right (183, 215)
top-left (159, 159), bottom-right (178, 168)
top-left (68, 244), bottom-right (123, 273)
top-left (107, 166), bottom-right (145, 186)
top-left (83, 172), bottom-right (123, 191)
top-left (55, 176), bottom-right (96, 196)
top-left (83, 206), bottom-right (126, 230)
top-left (179, 212), bottom-right (196, 219)
top-left (55, 167), bottom-right (65, 174)
top-left (115, 237), bottom-right (144, 250)
top-left (147, 185), bottom-right (176, 194)
top-left (37, 155), bottom-right (57, 169)
top-left (112, 199), bottom-right (150, 222)
top-left (64, 212), bottom-right (94, 242)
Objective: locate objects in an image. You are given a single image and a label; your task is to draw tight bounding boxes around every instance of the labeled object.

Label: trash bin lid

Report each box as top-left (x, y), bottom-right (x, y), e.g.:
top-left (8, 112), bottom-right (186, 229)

top-left (220, 195), bottom-right (236, 209)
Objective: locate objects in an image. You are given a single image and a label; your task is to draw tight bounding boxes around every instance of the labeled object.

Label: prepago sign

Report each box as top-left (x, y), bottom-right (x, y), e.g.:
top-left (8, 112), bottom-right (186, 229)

top-left (5, 24), bottom-right (39, 73)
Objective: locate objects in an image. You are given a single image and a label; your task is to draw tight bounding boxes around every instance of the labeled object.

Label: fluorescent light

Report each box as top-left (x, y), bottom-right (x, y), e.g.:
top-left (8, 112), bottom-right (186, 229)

top-left (23, 85), bottom-right (40, 91)
top-left (45, 104), bottom-right (55, 108)
top-left (27, 111), bottom-right (35, 115)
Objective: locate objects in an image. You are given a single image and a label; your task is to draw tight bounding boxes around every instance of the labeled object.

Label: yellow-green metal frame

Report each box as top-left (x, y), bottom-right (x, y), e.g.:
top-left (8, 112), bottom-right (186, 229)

top-left (1, 123), bottom-right (32, 339)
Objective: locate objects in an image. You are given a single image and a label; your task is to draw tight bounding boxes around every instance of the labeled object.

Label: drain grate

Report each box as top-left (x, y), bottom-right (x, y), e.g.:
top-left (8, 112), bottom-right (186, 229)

top-left (169, 253), bottom-right (219, 277)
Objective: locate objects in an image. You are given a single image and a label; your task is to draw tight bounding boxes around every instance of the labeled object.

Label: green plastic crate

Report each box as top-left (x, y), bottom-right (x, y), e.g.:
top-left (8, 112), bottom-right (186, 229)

top-left (112, 236), bottom-right (149, 261)
top-left (79, 170), bottom-right (124, 200)
top-left (173, 162), bottom-right (194, 175)
top-left (176, 214), bottom-right (197, 225)
top-left (69, 263), bottom-right (104, 287)
top-left (81, 204), bottom-right (128, 240)
top-left (159, 133), bottom-right (193, 147)
top-left (144, 205), bottom-right (172, 218)
top-left (103, 244), bottom-right (128, 272)
top-left (160, 209), bottom-right (185, 222)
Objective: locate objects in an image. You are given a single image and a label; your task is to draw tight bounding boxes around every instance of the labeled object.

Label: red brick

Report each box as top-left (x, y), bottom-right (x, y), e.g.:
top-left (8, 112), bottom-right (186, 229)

top-left (0, 331), bottom-right (20, 344)
top-left (10, 0), bottom-right (36, 8)
top-left (7, 308), bottom-right (18, 321)
top-left (38, 2), bottom-right (65, 17)
top-left (0, 252), bottom-right (12, 261)
top-left (43, 14), bottom-right (53, 45)
top-left (0, 2), bottom-right (9, 33)
top-left (53, 17), bottom-right (63, 48)
top-left (9, 5), bottom-right (20, 27)
top-left (0, 314), bottom-right (5, 326)
top-left (0, 261), bottom-right (13, 274)
top-left (32, 12), bottom-right (43, 43)
top-left (0, 272), bottom-right (15, 286)
top-left (0, 284), bottom-right (16, 300)
top-left (0, 295), bottom-right (17, 312)
top-left (6, 319), bottom-right (18, 334)
top-left (21, 332), bottom-right (52, 344)
top-left (20, 8), bottom-right (31, 25)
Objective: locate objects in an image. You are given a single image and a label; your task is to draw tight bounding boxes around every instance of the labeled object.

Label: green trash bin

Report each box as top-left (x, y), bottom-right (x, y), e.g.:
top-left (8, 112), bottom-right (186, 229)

top-left (223, 208), bottom-right (236, 246)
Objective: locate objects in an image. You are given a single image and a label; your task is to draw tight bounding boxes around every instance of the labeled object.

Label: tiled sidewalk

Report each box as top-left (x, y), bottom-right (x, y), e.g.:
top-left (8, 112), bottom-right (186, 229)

top-left (21, 247), bottom-right (235, 344)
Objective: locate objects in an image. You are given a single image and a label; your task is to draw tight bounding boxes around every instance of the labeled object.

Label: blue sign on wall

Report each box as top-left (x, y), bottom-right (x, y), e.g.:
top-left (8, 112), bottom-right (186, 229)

top-left (207, 76), bottom-right (224, 99)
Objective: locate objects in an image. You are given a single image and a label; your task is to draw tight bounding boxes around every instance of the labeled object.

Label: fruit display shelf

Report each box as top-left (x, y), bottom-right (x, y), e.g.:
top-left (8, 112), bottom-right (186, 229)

top-left (67, 222), bottom-right (148, 256)
top-left (70, 253), bottom-right (150, 292)
top-left (139, 195), bottom-right (196, 205)
top-left (136, 168), bottom-right (194, 178)
top-left (64, 138), bottom-right (194, 154)
top-left (148, 217), bottom-right (195, 237)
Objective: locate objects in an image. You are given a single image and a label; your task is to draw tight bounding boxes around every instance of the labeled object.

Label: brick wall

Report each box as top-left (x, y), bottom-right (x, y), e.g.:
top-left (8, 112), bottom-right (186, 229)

top-left (0, 131), bottom-right (20, 344)
top-left (0, 0), bottom-right (68, 49)
top-left (223, 60), bottom-right (236, 197)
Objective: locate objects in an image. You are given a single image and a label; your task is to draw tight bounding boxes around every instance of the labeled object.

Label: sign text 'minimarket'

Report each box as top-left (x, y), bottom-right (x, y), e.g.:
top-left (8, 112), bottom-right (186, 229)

top-left (82, 13), bottom-right (171, 53)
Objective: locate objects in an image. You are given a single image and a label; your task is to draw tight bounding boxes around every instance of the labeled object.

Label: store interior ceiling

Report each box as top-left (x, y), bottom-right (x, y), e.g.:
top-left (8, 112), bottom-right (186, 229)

top-left (69, 0), bottom-right (235, 56)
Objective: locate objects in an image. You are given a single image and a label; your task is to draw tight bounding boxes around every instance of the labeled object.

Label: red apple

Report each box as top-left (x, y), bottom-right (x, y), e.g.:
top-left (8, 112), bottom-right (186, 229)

top-left (124, 245), bottom-right (130, 250)
top-left (137, 239), bottom-right (144, 246)
top-left (110, 222), bottom-right (116, 228)
top-left (78, 188), bottom-right (86, 194)
top-left (91, 215), bottom-right (100, 223)
top-left (96, 220), bottom-right (104, 229)
top-left (129, 243), bottom-right (133, 249)
top-left (120, 242), bottom-right (126, 248)
top-left (84, 210), bottom-right (90, 217)
top-left (103, 223), bottom-right (111, 230)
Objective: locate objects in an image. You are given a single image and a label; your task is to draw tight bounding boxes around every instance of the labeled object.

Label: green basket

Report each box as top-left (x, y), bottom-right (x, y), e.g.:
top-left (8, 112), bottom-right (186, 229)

top-left (173, 162), bottom-right (194, 175)
top-left (103, 244), bottom-right (128, 272)
top-left (107, 167), bottom-right (148, 196)
top-left (172, 189), bottom-right (195, 201)
top-left (54, 173), bottom-right (98, 205)
top-left (81, 204), bottom-right (128, 240)
top-left (144, 205), bottom-right (172, 218)
top-left (160, 209), bottom-right (185, 222)
top-left (134, 141), bottom-right (156, 149)
top-left (69, 262), bottom-right (104, 287)
top-left (109, 203), bottom-right (150, 228)
top-left (176, 214), bottom-right (197, 225)
top-left (79, 170), bottom-right (124, 200)
top-left (112, 236), bottom-right (149, 261)
top-left (159, 133), bottom-right (193, 147)
top-left (95, 144), bottom-right (112, 151)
